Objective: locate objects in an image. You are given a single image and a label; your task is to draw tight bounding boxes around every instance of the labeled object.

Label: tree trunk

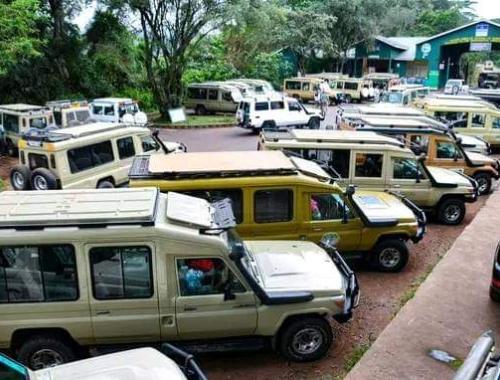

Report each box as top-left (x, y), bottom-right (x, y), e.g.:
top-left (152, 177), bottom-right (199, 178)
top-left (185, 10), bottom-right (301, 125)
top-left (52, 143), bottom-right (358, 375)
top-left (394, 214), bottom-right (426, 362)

top-left (48, 0), bottom-right (69, 80)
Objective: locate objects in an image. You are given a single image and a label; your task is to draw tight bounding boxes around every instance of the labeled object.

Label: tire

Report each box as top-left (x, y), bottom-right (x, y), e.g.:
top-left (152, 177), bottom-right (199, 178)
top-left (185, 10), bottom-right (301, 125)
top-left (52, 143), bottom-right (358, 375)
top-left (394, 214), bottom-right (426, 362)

top-left (251, 127), bottom-right (261, 135)
top-left (97, 180), bottom-right (114, 189)
top-left (438, 198), bottom-right (466, 225)
top-left (17, 335), bottom-right (77, 370)
top-left (278, 317), bottom-right (333, 362)
top-left (10, 165), bottom-right (31, 190)
top-left (473, 172), bottom-right (492, 195)
top-left (372, 239), bottom-right (409, 272)
top-left (308, 117), bottom-right (320, 130)
top-left (195, 105), bottom-right (207, 115)
top-left (490, 286), bottom-right (500, 302)
top-left (31, 168), bottom-right (58, 190)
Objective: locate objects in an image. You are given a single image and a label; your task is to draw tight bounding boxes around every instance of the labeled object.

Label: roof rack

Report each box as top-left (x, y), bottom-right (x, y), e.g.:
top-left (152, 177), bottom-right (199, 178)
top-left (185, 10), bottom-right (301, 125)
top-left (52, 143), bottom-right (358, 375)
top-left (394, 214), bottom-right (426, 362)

top-left (46, 100), bottom-right (88, 109)
top-left (0, 104), bottom-right (50, 113)
top-left (21, 123), bottom-right (136, 143)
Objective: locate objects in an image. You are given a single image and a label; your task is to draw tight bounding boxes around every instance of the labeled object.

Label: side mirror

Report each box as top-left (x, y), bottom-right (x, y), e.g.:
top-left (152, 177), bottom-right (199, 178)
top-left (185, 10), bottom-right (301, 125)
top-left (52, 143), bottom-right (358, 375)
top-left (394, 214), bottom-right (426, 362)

top-left (456, 137), bottom-right (462, 146)
top-left (223, 280), bottom-right (236, 301)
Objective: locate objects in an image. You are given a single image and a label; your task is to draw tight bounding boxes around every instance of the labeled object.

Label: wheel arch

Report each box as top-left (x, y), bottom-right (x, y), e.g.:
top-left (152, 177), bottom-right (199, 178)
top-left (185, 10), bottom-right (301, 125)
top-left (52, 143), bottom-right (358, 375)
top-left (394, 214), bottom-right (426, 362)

top-left (11, 327), bottom-right (80, 352)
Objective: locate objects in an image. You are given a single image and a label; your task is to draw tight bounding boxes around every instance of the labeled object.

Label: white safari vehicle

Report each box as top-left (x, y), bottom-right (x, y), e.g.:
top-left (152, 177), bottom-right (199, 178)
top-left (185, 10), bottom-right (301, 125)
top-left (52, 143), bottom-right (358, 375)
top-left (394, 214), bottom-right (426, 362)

top-left (237, 95), bottom-right (324, 133)
top-left (90, 98), bottom-right (148, 125)
top-left (0, 345), bottom-right (207, 380)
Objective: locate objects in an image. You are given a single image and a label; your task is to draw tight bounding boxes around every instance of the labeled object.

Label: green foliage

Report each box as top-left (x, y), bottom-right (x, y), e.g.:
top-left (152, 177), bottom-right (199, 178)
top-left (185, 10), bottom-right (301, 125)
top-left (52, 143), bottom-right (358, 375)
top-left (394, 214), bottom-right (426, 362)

top-left (411, 8), bottom-right (466, 36)
top-left (116, 87), bottom-right (157, 112)
top-left (0, 0), bottom-right (44, 76)
top-left (244, 52), bottom-right (294, 89)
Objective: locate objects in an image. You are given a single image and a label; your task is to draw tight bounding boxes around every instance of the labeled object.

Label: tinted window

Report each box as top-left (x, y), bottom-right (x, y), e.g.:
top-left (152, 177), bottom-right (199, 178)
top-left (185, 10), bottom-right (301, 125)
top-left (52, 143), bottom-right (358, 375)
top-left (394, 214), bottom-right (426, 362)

top-left (54, 111), bottom-right (62, 126)
top-left (285, 81), bottom-right (301, 90)
top-left (310, 194), bottom-right (352, 221)
top-left (0, 245), bottom-right (77, 303)
top-left (222, 91), bottom-right (233, 102)
top-left (255, 102), bottom-right (269, 111)
top-left (435, 111), bottom-right (468, 127)
top-left (67, 141), bottom-right (114, 173)
top-left (336, 82), bottom-right (343, 89)
top-left (179, 189), bottom-right (243, 224)
top-left (104, 106), bottom-right (114, 116)
top-left (188, 88), bottom-right (207, 100)
top-left (254, 189), bottom-right (293, 223)
top-left (28, 153), bottom-right (48, 170)
top-left (471, 113), bottom-right (486, 128)
top-left (493, 118), bottom-right (500, 129)
top-left (305, 149), bottom-right (350, 178)
top-left (355, 153), bottom-right (383, 177)
top-left (270, 101), bottom-right (284, 110)
top-left (90, 246), bottom-right (153, 300)
top-left (117, 136), bottom-right (135, 159)
top-left (344, 82), bottom-right (359, 90)
top-left (92, 105), bottom-right (103, 115)
top-left (288, 101), bottom-right (301, 111)
top-left (3, 114), bottom-right (19, 133)
top-left (393, 157), bottom-right (426, 179)
top-left (177, 258), bottom-right (245, 296)
top-left (436, 141), bottom-right (463, 159)
top-left (208, 89), bottom-right (218, 100)
top-left (141, 135), bottom-right (158, 152)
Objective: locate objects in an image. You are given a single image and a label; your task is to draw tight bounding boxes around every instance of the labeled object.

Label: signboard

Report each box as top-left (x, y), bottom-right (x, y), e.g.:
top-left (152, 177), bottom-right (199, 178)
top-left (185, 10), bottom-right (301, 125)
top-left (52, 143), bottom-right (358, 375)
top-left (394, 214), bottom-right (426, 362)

top-left (470, 42), bottom-right (492, 52)
top-left (476, 23), bottom-right (489, 37)
top-left (168, 108), bottom-right (187, 124)
top-left (421, 43), bottom-right (432, 58)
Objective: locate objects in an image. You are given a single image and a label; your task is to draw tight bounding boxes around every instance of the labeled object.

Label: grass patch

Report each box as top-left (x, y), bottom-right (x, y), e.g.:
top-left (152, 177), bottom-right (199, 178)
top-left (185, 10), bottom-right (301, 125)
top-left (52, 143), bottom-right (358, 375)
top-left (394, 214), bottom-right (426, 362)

top-left (0, 179), bottom-right (4, 191)
top-left (398, 265), bottom-right (434, 309)
top-left (449, 358), bottom-right (464, 370)
top-left (153, 114), bottom-right (235, 127)
top-left (343, 343), bottom-right (372, 372)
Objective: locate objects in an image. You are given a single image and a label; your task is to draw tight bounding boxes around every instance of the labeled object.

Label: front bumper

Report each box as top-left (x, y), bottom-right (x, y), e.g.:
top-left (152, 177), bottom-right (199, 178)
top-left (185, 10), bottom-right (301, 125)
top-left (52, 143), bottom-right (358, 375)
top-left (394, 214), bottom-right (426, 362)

top-left (386, 191), bottom-right (427, 243)
top-left (320, 243), bottom-right (360, 323)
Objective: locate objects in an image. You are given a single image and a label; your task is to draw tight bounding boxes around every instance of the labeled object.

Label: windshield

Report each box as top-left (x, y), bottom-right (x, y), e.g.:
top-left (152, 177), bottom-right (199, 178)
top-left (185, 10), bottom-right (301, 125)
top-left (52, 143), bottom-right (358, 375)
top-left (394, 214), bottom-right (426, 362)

top-left (29, 117), bottom-right (48, 129)
top-left (75, 110), bottom-right (91, 122)
top-left (225, 230), bottom-right (262, 285)
top-left (380, 92), bottom-right (403, 104)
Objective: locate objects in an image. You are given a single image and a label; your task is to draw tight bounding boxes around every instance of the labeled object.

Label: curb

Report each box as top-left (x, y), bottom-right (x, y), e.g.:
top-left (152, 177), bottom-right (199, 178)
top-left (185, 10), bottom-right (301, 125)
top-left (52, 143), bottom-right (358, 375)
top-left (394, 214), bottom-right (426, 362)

top-left (151, 123), bottom-right (235, 129)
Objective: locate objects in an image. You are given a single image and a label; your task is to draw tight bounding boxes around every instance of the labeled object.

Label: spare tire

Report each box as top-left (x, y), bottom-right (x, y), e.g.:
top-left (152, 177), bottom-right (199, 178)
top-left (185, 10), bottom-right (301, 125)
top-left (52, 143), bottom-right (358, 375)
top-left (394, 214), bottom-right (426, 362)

top-left (361, 87), bottom-right (370, 98)
top-left (31, 168), bottom-right (58, 190)
top-left (10, 165), bottom-right (31, 190)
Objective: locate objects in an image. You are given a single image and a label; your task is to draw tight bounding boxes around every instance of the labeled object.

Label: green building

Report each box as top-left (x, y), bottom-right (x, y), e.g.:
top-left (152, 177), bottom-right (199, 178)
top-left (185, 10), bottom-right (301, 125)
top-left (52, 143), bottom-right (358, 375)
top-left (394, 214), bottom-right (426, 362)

top-left (351, 19), bottom-right (500, 89)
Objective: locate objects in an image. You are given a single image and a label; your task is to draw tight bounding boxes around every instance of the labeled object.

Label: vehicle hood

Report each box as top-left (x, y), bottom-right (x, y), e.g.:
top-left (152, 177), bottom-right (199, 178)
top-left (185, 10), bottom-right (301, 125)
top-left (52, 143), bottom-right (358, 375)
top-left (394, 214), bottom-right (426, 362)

top-left (245, 240), bottom-right (344, 295)
top-left (426, 166), bottom-right (473, 187)
top-left (33, 348), bottom-right (186, 380)
top-left (352, 190), bottom-right (417, 224)
top-left (464, 151), bottom-right (496, 166)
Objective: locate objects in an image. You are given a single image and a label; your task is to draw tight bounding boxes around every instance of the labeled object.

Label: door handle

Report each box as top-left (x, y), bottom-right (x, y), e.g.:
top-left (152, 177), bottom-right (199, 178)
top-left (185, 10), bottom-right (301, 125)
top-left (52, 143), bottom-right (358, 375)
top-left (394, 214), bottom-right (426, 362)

top-left (96, 311), bottom-right (110, 316)
top-left (184, 306), bottom-right (197, 312)
top-left (233, 304), bottom-right (255, 309)
top-left (392, 184), bottom-right (401, 189)
top-left (313, 227), bottom-right (323, 232)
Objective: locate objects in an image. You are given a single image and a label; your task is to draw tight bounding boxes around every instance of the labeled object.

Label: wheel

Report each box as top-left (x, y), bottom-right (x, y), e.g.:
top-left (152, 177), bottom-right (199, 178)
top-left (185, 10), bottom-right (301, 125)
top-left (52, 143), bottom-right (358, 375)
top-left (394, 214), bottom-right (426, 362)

top-left (438, 198), bottom-right (465, 225)
top-left (10, 165), bottom-right (31, 190)
top-left (490, 286), bottom-right (500, 302)
top-left (372, 239), bottom-right (409, 272)
top-left (17, 335), bottom-right (77, 369)
top-left (278, 317), bottom-right (333, 362)
top-left (308, 117), bottom-right (320, 129)
top-left (473, 172), bottom-right (492, 195)
top-left (97, 180), bottom-right (114, 189)
top-left (195, 105), bottom-right (207, 115)
top-left (251, 127), bottom-right (261, 135)
top-left (30, 168), bottom-right (58, 190)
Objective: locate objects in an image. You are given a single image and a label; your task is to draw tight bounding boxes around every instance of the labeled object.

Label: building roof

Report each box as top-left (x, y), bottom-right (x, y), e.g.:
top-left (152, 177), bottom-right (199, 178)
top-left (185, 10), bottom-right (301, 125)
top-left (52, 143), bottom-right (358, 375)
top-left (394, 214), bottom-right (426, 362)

top-left (416, 19), bottom-right (500, 45)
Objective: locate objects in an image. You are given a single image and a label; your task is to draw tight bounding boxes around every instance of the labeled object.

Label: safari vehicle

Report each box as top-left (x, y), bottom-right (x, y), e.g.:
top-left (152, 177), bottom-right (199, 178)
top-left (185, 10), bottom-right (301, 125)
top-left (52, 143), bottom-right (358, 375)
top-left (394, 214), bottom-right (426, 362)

top-left (491, 242), bottom-right (500, 302)
top-left (0, 188), bottom-right (359, 365)
top-left (184, 82), bottom-right (244, 115)
top-left (283, 77), bottom-right (324, 102)
top-left (363, 73), bottom-right (399, 90)
top-left (306, 72), bottom-right (348, 84)
top-left (259, 130), bottom-right (478, 225)
top-left (90, 98), bottom-right (148, 125)
top-left (453, 331), bottom-right (500, 380)
top-left (236, 95), bottom-right (324, 133)
top-left (229, 79), bottom-right (275, 94)
top-left (417, 97), bottom-right (500, 148)
top-left (0, 345), bottom-right (207, 379)
top-left (0, 104), bottom-right (54, 156)
top-left (379, 85), bottom-right (430, 106)
top-left (9, 123), bottom-right (185, 191)
top-left (351, 116), bottom-right (498, 194)
top-left (444, 79), bottom-right (469, 95)
top-left (46, 100), bottom-right (92, 128)
top-left (329, 78), bottom-right (375, 103)
top-left (129, 151), bottom-right (426, 272)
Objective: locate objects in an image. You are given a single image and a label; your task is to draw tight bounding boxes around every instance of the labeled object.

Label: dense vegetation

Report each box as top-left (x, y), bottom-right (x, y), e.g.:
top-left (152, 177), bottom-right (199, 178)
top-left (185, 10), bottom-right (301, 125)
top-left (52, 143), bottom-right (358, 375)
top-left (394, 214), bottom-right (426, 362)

top-left (0, 0), bottom-right (497, 117)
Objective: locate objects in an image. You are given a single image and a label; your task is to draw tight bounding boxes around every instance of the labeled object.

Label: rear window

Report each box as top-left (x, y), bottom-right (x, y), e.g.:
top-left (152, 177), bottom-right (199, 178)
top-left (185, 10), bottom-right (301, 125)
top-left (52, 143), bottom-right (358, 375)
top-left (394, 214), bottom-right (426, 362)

top-left (270, 101), bottom-right (284, 110)
top-left (67, 141), bottom-right (114, 173)
top-left (255, 102), bottom-right (269, 111)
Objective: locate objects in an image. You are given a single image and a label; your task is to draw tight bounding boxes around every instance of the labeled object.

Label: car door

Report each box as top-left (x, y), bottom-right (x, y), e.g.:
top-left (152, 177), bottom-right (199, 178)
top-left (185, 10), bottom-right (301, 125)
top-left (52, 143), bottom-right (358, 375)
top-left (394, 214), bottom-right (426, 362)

top-left (174, 256), bottom-right (257, 339)
top-left (301, 191), bottom-right (362, 253)
top-left (387, 155), bottom-right (432, 207)
top-left (87, 243), bottom-right (161, 344)
top-left (350, 150), bottom-right (387, 192)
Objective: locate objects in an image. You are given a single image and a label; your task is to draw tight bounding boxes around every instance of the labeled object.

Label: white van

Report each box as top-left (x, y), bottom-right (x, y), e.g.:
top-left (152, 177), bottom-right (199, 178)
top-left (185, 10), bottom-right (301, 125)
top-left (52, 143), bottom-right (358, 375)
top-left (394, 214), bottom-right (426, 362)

top-left (90, 98), bottom-right (148, 125)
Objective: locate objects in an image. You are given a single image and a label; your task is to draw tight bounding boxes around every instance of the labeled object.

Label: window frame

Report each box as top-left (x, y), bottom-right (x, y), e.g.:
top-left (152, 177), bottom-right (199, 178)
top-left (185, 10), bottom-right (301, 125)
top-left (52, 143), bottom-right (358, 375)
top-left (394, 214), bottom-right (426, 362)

top-left (309, 193), bottom-right (352, 221)
top-left (253, 188), bottom-right (294, 224)
top-left (67, 140), bottom-right (115, 174)
top-left (353, 152), bottom-right (384, 179)
top-left (117, 136), bottom-right (136, 160)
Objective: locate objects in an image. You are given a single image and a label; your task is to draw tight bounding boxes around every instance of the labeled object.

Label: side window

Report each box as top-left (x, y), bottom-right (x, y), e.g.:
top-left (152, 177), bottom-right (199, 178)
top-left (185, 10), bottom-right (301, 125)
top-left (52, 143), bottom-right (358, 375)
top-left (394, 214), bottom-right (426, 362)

top-left (288, 101), bottom-right (301, 112)
top-left (302, 82), bottom-right (310, 91)
top-left (310, 193), bottom-right (352, 221)
top-left (53, 111), bottom-right (62, 126)
top-left (208, 89), bottom-right (218, 100)
top-left (93, 105), bottom-right (103, 115)
top-left (285, 81), bottom-right (301, 90)
top-left (104, 106), bottom-right (115, 116)
top-left (179, 189), bottom-right (243, 224)
top-left (28, 153), bottom-right (49, 170)
top-left (493, 118), bottom-right (500, 129)
top-left (410, 135), bottom-right (429, 153)
top-left (67, 112), bottom-right (76, 122)
top-left (471, 113), bottom-right (486, 128)
top-left (176, 258), bottom-right (245, 297)
top-left (354, 153), bottom-right (383, 178)
top-left (67, 141), bottom-right (114, 173)
top-left (3, 114), bottom-right (19, 133)
top-left (436, 141), bottom-right (463, 159)
top-left (310, 149), bottom-right (350, 178)
top-left (90, 246), bottom-right (153, 300)
top-left (392, 157), bottom-right (426, 180)
top-left (222, 91), bottom-right (232, 102)
top-left (141, 135), bottom-right (158, 152)
top-left (0, 245), bottom-right (78, 303)
top-left (336, 81), bottom-right (344, 90)
top-left (270, 101), bottom-right (284, 110)
top-left (254, 189), bottom-right (293, 223)
top-left (402, 95), bottom-right (409, 105)
top-left (255, 102), bottom-right (269, 111)
top-left (117, 136), bottom-right (136, 159)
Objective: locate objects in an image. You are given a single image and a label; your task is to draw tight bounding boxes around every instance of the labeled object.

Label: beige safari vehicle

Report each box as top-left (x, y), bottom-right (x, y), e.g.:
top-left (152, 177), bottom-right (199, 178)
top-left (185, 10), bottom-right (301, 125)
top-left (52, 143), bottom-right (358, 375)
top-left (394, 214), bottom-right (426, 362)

top-left (351, 116), bottom-right (499, 194)
top-left (329, 78), bottom-right (375, 103)
top-left (260, 130), bottom-right (478, 225)
top-left (184, 82), bottom-right (244, 114)
top-left (46, 100), bottom-right (92, 128)
top-left (9, 123), bottom-right (185, 191)
top-left (129, 151), bottom-right (426, 272)
top-left (379, 85), bottom-right (430, 106)
top-left (0, 104), bottom-right (54, 156)
top-left (283, 77), bottom-right (324, 102)
top-left (363, 73), bottom-right (400, 90)
top-left (0, 345), bottom-right (206, 379)
top-left (0, 188), bottom-right (359, 366)
top-left (416, 97), bottom-right (500, 148)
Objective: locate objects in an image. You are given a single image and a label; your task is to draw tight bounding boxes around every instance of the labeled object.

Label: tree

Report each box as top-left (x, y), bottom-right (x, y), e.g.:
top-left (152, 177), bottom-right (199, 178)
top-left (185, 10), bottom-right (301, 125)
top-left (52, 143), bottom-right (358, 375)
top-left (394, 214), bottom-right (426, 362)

top-left (127, 0), bottom-right (228, 118)
top-left (0, 0), bottom-right (43, 76)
